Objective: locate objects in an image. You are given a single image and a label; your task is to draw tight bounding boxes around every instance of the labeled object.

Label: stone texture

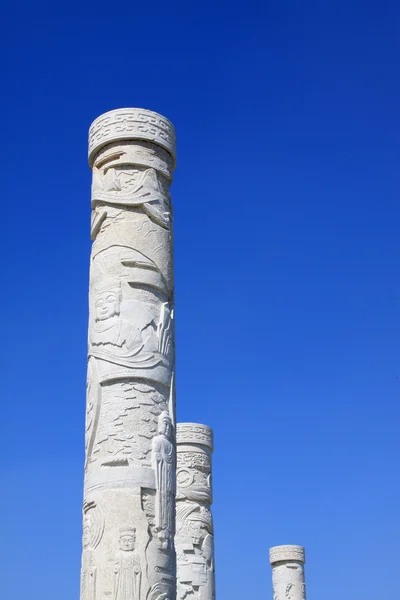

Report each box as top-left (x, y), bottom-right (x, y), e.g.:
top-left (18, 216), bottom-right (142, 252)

top-left (269, 545), bottom-right (306, 600)
top-left (175, 424), bottom-right (215, 600)
top-left (80, 108), bottom-right (176, 600)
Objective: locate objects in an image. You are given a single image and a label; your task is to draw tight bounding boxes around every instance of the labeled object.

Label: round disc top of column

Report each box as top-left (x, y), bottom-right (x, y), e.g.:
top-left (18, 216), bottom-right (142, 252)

top-left (176, 423), bottom-right (214, 451)
top-left (88, 108), bottom-right (176, 167)
top-left (269, 545), bottom-right (306, 565)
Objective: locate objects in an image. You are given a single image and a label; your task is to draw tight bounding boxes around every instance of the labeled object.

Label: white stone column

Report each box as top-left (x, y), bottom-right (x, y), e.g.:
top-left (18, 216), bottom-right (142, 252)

top-left (269, 545), bottom-right (306, 600)
top-left (175, 423), bottom-right (215, 600)
top-left (80, 109), bottom-right (177, 600)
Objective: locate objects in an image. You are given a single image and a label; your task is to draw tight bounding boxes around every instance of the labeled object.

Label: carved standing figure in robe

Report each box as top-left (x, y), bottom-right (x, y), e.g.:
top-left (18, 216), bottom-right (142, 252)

top-left (152, 411), bottom-right (175, 548)
top-left (81, 501), bottom-right (104, 600)
top-left (89, 278), bottom-right (164, 373)
top-left (81, 512), bottom-right (97, 600)
top-left (113, 528), bottom-right (141, 600)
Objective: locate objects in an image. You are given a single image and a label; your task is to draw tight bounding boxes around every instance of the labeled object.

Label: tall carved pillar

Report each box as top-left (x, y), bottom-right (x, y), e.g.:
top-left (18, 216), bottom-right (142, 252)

top-left (269, 545), bottom-right (306, 600)
top-left (175, 424), bottom-right (215, 600)
top-left (80, 108), bottom-right (177, 600)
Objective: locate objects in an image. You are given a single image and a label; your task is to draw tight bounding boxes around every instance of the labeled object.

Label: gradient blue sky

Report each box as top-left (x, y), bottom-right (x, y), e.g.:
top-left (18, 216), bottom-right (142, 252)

top-left (2, 1), bottom-right (399, 599)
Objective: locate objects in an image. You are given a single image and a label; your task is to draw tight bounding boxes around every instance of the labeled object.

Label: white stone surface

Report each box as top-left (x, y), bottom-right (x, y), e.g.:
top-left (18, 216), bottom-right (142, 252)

top-left (269, 545), bottom-right (306, 600)
top-left (80, 108), bottom-right (176, 600)
top-left (175, 424), bottom-right (215, 600)
top-left (88, 108), bottom-right (176, 167)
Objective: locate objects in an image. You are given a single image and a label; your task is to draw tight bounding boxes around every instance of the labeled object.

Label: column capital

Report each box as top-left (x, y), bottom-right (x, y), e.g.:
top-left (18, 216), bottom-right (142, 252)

top-left (88, 108), bottom-right (176, 167)
top-left (269, 545), bottom-right (306, 565)
top-left (176, 422), bottom-right (214, 450)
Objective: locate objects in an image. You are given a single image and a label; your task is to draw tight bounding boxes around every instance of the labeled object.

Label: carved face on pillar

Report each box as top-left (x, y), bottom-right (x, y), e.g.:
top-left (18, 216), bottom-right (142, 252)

top-left (95, 288), bottom-right (121, 321)
top-left (82, 501), bottom-right (105, 551)
top-left (158, 412), bottom-right (172, 439)
top-left (119, 529), bottom-right (136, 552)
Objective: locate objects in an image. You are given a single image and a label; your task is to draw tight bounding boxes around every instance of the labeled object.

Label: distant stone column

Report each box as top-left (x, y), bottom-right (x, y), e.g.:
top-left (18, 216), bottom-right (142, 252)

top-left (269, 545), bottom-right (306, 600)
top-left (80, 109), bottom-right (177, 600)
top-left (175, 423), bottom-right (215, 600)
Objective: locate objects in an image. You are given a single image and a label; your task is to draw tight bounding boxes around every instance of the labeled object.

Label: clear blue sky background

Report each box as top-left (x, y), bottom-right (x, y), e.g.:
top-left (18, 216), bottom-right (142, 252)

top-left (2, 1), bottom-right (399, 598)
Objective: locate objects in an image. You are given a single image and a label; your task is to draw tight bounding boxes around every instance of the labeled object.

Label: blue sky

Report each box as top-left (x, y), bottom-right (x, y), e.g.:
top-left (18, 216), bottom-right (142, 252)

top-left (2, 1), bottom-right (399, 598)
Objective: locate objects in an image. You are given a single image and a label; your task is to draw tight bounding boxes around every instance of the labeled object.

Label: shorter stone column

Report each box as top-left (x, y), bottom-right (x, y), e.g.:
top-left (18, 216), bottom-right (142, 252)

top-left (269, 545), bottom-right (306, 600)
top-left (175, 423), bottom-right (215, 600)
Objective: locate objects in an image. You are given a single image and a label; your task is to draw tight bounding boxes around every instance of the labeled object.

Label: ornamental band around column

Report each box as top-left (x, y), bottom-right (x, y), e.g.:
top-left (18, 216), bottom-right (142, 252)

top-left (80, 109), bottom-right (176, 600)
top-left (269, 545), bottom-right (306, 600)
top-left (175, 423), bottom-right (215, 600)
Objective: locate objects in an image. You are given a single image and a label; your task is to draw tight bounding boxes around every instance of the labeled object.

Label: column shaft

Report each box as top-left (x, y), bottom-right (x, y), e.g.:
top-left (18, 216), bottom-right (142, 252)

top-left (175, 423), bottom-right (215, 600)
top-left (269, 545), bottom-right (306, 600)
top-left (80, 108), bottom-right (177, 600)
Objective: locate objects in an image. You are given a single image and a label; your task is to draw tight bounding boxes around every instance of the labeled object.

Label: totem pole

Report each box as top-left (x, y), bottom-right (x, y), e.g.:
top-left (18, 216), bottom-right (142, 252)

top-left (80, 108), bottom-right (176, 600)
top-left (175, 424), bottom-right (215, 600)
top-left (269, 545), bottom-right (306, 600)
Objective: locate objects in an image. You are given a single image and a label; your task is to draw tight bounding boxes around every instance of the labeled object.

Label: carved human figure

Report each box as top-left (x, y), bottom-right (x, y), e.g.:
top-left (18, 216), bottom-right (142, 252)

top-left (81, 513), bottom-right (97, 600)
top-left (81, 502), bottom-right (104, 600)
top-left (113, 528), bottom-right (141, 600)
top-left (89, 279), bottom-right (161, 370)
top-left (81, 552), bottom-right (96, 600)
top-left (151, 411), bottom-right (175, 548)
